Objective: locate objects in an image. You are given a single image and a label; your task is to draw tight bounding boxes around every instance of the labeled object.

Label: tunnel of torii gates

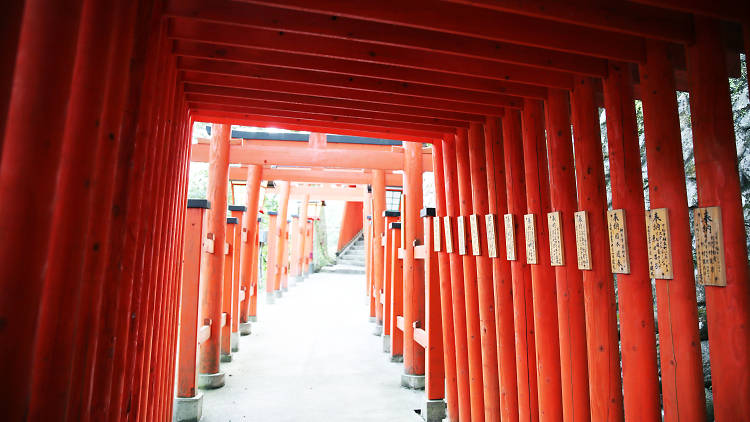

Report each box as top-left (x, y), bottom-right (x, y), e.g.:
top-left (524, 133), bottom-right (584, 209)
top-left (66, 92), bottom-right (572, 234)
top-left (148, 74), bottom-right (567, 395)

top-left (1, 1), bottom-right (750, 422)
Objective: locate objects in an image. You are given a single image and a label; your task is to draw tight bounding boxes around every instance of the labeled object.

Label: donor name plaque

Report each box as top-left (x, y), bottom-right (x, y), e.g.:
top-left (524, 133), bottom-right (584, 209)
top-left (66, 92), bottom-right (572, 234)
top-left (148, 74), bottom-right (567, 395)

top-left (485, 214), bottom-right (498, 258)
top-left (524, 214), bottom-right (538, 264)
top-left (574, 211), bottom-right (591, 270)
top-left (433, 217), bottom-right (441, 252)
top-left (457, 216), bottom-right (467, 256)
top-left (443, 216), bottom-right (454, 254)
top-left (694, 207), bottom-right (726, 287)
top-left (470, 214), bottom-right (481, 256)
top-left (645, 208), bottom-right (673, 279)
top-left (504, 214), bottom-right (517, 261)
top-left (607, 209), bottom-right (630, 274)
top-left (547, 211), bottom-right (564, 266)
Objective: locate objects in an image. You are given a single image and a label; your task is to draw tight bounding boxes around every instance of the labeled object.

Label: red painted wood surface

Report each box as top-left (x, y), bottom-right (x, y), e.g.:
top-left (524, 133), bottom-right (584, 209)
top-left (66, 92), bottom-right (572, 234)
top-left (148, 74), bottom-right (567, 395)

top-left (231, 209), bottom-right (244, 333)
top-left (502, 109), bottom-right (539, 422)
top-left (423, 215), bottom-right (445, 401)
top-left (640, 40), bottom-right (706, 422)
top-left (338, 201), bottom-right (365, 250)
top-left (372, 172), bottom-right (387, 325)
top-left (390, 226), bottom-right (404, 359)
top-left (222, 221), bottom-right (236, 356)
top-left (403, 142), bottom-right (426, 378)
top-left (431, 141), bottom-right (459, 421)
top-left (544, 89), bottom-right (591, 422)
top-left (521, 99), bottom-right (563, 422)
top-left (570, 77), bottom-right (624, 422)
top-left (602, 62), bottom-right (661, 422)
top-left (687, 18), bottom-right (750, 421)
top-left (383, 215), bottom-right (398, 339)
top-left (484, 116), bottom-right (520, 422)
top-left (273, 182), bottom-right (291, 293)
top-left (265, 213), bottom-right (279, 296)
top-left (441, 135), bottom-right (473, 422)
top-left (468, 122), bottom-right (502, 420)
top-left (239, 165), bottom-right (263, 322)
top-left (198, 124), bottom-right (231, 376)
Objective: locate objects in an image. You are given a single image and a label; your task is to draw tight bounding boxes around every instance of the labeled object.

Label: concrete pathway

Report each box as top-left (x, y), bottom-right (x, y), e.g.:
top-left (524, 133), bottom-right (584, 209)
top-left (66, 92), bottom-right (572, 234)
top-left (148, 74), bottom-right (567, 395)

top-left (200, 271), bottom-right (425, 422)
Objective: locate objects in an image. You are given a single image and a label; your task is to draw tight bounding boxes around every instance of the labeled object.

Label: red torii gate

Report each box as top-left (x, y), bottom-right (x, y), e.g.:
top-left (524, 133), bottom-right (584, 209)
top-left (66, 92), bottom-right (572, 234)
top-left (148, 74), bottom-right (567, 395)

top-left (0, 1), bottom-right (749, 422)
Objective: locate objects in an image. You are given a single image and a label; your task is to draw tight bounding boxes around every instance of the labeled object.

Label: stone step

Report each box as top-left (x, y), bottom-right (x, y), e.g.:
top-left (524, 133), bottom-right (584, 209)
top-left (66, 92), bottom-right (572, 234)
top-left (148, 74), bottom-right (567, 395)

top-left (338, 258), bottom-right (365, 267)
top-left (319, 264), bottom-right (366, 275)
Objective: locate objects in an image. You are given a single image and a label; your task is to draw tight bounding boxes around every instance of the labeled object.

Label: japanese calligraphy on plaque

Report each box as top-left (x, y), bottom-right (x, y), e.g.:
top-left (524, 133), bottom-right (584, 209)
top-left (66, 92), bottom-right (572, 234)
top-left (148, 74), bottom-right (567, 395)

top-left (457, 216), bottom-right (467, 255)
top-left (646, 208), bottom-right (673, 279)
top-left (443, 216), bottom-right (454, 253)
top-left (504, 214), bottom-right (517, 261)
top-left (547, 211), bottom-right (564, 266)
top-left (694, 207), bottom-right (726, 286)
top-left (574, 211), bottom-right (591, 270)
top-left (485, 214), bottom-right (498, 258)
top-left (524, 214), bottom-right (538, 264)
top-left (433, 216), bottom-right (441, 252)
top-left (469, 215), bottom-right (481, 256)
top-left (607, 209), bottom-right (630, 274)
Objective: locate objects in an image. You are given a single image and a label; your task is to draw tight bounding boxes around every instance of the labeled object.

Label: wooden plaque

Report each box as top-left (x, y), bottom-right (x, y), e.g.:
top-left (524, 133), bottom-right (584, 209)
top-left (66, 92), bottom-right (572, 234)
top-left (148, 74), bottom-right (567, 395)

top-left (646, 208), bottom-right (673, 279)
top-left (203, 233), bottom-right (215, 254)
top-left (547, 211), bottom-right (564, 266)
top-left (241, 227), bottom-right (248, 243)
top-left (433, 216), bottom-right (441, 252)
top-left (443, 216), bottom-right (454, 253)
top-left (607, 209), bottom-right (630, 274)
top-left (457, 216), bottom-right (467, 255)
top-left (524, 214), bottom-right (538, 264)
top-left (694, 207), bottom-right (726, 286)
top-left (504, 214), bottom-right (516, 261)
top-left (485, 214), bottom-right (498, 258)
top-left (470, 214), bottom-right (481, 256)
top-left (574, 211), bottom-right (592, 270)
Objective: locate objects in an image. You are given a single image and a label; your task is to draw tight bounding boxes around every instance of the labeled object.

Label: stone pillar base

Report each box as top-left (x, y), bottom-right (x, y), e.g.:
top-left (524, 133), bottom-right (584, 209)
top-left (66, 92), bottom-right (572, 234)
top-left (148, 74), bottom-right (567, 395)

top-left (220, 353), bottom-right (232, 363)
top-left (239, 322), bottom-right (252, 336)
top-left (382, 335), bottom-right (391, 353)
top-left (390, 354), bottom-right (403, 363)
top-left (197, 372), bottom-right (225, 390)
top-left (373, 323), bottom-right (383, 336)
top-left (296, 275), bottom-right (304, 283)
top-left (282, 286), bottom-right (289, 292)
top-left (275, 290), bottom-right (283, 298)
top-left (266, 292), bottom-right (275, 304)
top-left (230, 332), bottom-right (240, 352)
top-left (421, 399), bottom-right (447, 422)
top-left (308, 263), bottom-right (314, 274)
top-left (249, 315), bottom-right (258, 322)
top-left (401, 373), bottom-right (426, 390)
top-left (368, 316), bottom-right (376, 323)
top-left (174, 392), bottom-right (203, 422)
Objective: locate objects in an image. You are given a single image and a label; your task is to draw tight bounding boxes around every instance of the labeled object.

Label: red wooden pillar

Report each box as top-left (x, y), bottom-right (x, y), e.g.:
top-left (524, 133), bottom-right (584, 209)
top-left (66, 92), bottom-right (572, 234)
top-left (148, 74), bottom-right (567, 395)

top-left (221, 219), bottom-right (238, 361)
top-left (602, 63), bottom-right (661, 421)
top-left (0, 0), bottom-right (84, 417)
top-left (422, 207), bottom-right (447, 420)
top-left (389, 222), bottom-right (405, 360)
top-left (467, 123), bottom-right (503, 420)
top-left (441, 134), bottom-right (472, 422)
top-left (570, 77), bottom-right (624, 422)
top-left (196, 123), bottom-right (231, 389)
top-left (239, 165), bottom-right (263, 327)
top-left (365, 190), bottom-right (375, 320)
top-left (265, 212), bottom-right (279, 303)
top-left (249, 221), bottom-right (261, 319)
top-left (281, 225), bottom-right (291, 292)
top-left (484, 116), bottom-right (520, 422)
top-left (432, 140), bottom-right (459, 422)
top-left (402, 141), bottom-right (426, 389)
top-left (0, 0), bottom-right (23, 159)
top-left (230, 206), bottom-right (245, 348)
top-left (382, 211), bottom-right (400, 352)
top-left (687, 18), bottom-right (750, 420)
top-left (289, 215), bottom-right (301, 282)
top-left (639, 40), bottom-right (706, 422)
top-left (521, 99), bottom-right (564, 421)
top-left (175, 196), bottom-right (210, 413)
top-left (306, 218), bottom-right (316, 274)
top-left (372, 170), bottom-right (387, 326)
top-left (544, 89), bottom-right (591, 422)
top-left (296, 194), bottom-right (310, 281)
top-left (273, 181), bottom-right (291, 297)
top-left (502, 109), bottom-right (540, 422)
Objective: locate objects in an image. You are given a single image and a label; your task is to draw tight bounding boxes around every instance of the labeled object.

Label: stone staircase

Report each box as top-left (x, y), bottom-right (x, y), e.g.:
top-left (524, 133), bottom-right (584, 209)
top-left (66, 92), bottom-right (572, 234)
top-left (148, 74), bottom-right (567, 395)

top-left (320, 235), bottom-right (366, 274)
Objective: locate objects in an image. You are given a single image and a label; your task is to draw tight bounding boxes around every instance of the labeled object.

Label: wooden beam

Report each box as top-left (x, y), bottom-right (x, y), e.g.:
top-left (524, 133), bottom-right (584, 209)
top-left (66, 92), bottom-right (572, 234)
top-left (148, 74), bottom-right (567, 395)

top-left (190, 112), bottom-right (442, 144)
top-left (190, 142), bottom-right (434, 171)
top-left (628, 0), bottom-right (748, 22)
top-left (186, 93), bottom-right (472, 128)
top-left (442, 0), bottom-right (693, 42)
top-left (189, 102), bottom-right (459, 133)
top-left (267, 185), bottom-right (367, 201)
top-left (169, 19), bottom-right (572, 88)
top-left (174, 40), bottom-right (550, 98)
top-left (234, 0), bottom-right (646, 62)
top-left (165, 0), bottom-right (607, 76)
top-left (184, 83), bottom-right (503, 118)
top-left (228, 167), bottom-right (403, 185)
